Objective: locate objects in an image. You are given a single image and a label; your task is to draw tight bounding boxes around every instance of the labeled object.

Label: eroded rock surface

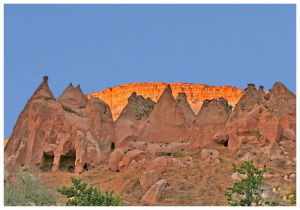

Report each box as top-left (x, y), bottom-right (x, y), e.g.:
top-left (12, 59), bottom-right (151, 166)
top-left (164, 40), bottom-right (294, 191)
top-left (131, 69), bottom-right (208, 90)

top-left (5, 76), bottom-right (114, 175)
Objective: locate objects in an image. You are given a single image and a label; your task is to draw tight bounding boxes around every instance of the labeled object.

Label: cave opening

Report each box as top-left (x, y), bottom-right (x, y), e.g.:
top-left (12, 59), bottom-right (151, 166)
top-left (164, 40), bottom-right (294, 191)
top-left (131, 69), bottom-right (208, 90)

top-left (83, 163), bottom-right (88, 171)
top-left (111, 142), bottom-right (115, 151)
top-left (59, 153), bottom-right (76, 173)
top-left (224, 139), bottom-right (229, 147)
top-left (41, 153), bottom-right (54, 171)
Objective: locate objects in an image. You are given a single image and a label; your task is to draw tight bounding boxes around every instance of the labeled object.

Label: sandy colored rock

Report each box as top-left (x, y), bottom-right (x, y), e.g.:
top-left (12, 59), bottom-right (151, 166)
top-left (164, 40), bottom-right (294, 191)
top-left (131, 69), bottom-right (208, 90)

top-left (58, 83), bottom-right (88, 111)
top-left (190, 97), bottom-right (232, 147)
top-left (282, 128), bottom-right (296, 141)
top-left (218, 82), bottom-right (295, 151)
top-left (262, 142), bottom-right (284, 161)
top-left (145, 156), bottom-right (185, 174)
top-left (108, 148), bottom-right (124, 171)
top-left (137, 85), bottom-right (188, 143)
top-left (139, 169), bottom-right (159, 190)
top-left (141, 179), bottom-right (167, 205)
top-left (113, 92), bottom-right (155, 148)
top-left (87, 82), bottom-right (243, 120)
top-left (200, 148), bottom-right (219, 160)
top-left (5, 76), bottom-right (114, 174)
top-left (176, 92), bottom-right (196, 128)
top-left (118, 149), bottom-right (145, 171)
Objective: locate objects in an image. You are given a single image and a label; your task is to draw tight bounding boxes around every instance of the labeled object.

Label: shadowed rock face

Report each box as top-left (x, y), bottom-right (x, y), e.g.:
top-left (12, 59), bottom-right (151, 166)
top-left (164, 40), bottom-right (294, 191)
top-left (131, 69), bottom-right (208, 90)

top-left (190, 98), bottom-right (232, 148)
top-left (113, 92), bottom-right (155, 148)
top-left (137, 85), bottom-right (189, 143)
top-left (176, 93), bottom-right (196, 129)
top-left (5, 77), bottom-right (114, 175)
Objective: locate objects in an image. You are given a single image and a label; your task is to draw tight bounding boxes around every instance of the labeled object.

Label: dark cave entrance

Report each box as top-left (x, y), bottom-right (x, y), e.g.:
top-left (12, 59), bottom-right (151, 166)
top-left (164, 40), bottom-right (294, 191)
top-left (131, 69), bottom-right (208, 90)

top-left (59, 153), bottom-right (76, 173)
top-left (111, 142), bottom-right (115, 151)
top-left (223, 139), bottom-right (229, 147)
top-left (83, 163), bottom-right (89, 171)
top-left (41, 153), bottom-right (54, 171)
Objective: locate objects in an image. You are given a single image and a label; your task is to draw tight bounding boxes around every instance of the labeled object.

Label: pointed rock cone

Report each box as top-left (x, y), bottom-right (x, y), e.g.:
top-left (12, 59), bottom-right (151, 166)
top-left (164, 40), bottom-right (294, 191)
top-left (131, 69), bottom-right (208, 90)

top-left (30, 76), bottom-right (55, 101)
top-left (5, 76), bottom-right (58, 173)
top-left (266, 82), bottom-right (296, 116)
top-left (5, 77), bottom-right (115, 178)
top-left (137, 84), bottom-right (188, 143)
top-left (176, 92), bottom-right (195, 128)
top-left (58, 83), bottom-right (87, 110)
top-left (190, 98), bottom-right (232, 148)
top-left (257, 85), bottom-right (267, 99)
top-left (114, 92), bottom-right (155, 148)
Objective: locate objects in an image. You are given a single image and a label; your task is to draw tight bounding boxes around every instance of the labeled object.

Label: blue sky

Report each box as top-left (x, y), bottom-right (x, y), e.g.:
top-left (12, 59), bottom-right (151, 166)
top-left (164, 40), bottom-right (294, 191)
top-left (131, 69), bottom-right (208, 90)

top-left (4, 4), bottom-right (296, 138)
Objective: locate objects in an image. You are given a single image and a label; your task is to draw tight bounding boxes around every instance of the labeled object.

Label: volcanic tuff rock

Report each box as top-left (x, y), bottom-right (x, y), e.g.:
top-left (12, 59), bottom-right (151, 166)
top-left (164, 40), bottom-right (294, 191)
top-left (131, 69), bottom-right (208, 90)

top-left (176, 92), bottom-right (196, 128)
top-left (136, 85), bottom-right (188, 143)
top-left (190, 97), bottom-right (232, 148)
top-left (113, 92), bottom-right (155, 148)
top-left (218, 83), bottom-right (296, 151)
top-left (141, 179), bottom-right (167, 205)
top-left (86, 82), bottom-right (243, 120)
top-left (5, 76), bottom-right (114, 175)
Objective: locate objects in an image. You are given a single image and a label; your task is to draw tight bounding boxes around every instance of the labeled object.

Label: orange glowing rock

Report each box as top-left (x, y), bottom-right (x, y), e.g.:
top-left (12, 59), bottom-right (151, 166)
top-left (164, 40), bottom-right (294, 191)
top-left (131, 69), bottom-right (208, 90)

top-left (86, 82), bottom-right (243, 120)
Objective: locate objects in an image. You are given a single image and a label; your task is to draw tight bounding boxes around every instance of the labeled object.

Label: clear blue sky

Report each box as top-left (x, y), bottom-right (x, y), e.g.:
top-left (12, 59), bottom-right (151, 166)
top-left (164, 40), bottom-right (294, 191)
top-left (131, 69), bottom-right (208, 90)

top-left (4, 4), bottom-right (296, 138)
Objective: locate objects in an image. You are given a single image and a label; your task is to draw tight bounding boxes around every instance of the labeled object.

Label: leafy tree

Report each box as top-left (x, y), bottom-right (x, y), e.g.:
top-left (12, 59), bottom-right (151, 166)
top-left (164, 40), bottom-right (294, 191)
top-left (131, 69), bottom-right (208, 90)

top-left (4, 166), bottom-right (58, 206)
top-left (225, 161), bottom-right (277, 206)
top-left (58, 177), bottom-right (122, 206)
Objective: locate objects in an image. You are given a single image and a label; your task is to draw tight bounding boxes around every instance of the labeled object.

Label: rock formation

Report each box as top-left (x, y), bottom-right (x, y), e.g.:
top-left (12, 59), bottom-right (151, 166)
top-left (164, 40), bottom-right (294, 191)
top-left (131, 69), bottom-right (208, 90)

top-left (5, 76), bottom-right (114, 174)
top-left (136, 85), bottom-right (188, 143)
top-left (190, 97), bottom-right (232, 147)
top-left (86, 82), bottom-right (243, 120)
top-left (141, 179), bottom-right (167, 205)
top-left (216, 83), bottom-right (296, 151)
top-left (113, 92), bottom-right (155, 148)
top-left (176, 93), bottom-right (196, 129)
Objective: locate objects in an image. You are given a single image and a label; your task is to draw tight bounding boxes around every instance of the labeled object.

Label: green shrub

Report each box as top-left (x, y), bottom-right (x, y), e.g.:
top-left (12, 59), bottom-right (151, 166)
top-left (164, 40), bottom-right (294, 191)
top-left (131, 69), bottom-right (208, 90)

top-left (4, 167), bottom-right (58, 206)
top-left (252, 129), bottom-right (262, 140)
top-left (287, 189), bottom-right (296, 205)
top-left (173, 152), bottom-right (184, 158)
top-left (225, 161), bottom-right (277, 206)
top-left (58, 177), bottom-right (122, 206)
top-left (156, 152), bottom-right (171, 157)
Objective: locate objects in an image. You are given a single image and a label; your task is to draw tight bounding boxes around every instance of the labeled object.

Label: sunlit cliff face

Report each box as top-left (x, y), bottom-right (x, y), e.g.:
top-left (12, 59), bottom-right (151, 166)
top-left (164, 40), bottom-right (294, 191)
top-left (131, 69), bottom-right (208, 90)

top-left (86, 82), bottom-right (243, 120)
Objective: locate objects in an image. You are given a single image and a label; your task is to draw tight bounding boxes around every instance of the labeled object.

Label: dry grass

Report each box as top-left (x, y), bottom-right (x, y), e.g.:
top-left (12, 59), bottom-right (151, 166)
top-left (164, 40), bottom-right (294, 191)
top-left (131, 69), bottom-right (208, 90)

top-left (38, 144), bottom-right (295, 206)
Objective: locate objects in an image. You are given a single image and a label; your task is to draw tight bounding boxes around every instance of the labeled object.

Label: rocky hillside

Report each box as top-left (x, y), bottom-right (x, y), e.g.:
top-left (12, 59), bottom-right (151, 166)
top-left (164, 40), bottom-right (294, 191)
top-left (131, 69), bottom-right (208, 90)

top-left (4, 77), bottom-right (296, 206)
top-left (86, 82), bottom-right (243, 120)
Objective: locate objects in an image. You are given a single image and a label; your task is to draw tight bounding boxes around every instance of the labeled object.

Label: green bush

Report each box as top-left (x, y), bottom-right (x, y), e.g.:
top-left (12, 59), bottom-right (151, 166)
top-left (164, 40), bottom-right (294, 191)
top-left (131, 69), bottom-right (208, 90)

top-left (4, 167), bottom-right (58, 206)
top-left (287, 189), bottom-right (296, 205)
top-left (225, 161), bottom-right (277, 206)
top-left (252, 129), bottom-right (262, 140)
top-left (156, 152), bottom-right (171, 157)
top-left (173, 152), bottom-right (184, 158)
top-left (58, 177), bottom-right (122, 206)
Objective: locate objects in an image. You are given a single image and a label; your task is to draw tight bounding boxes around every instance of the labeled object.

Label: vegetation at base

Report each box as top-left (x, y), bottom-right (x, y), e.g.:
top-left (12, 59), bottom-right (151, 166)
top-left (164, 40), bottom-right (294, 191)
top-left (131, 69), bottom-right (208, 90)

top-left (225, 161), bottom-right (278, 206)
top-left (252, 129), bottom-right (262, 140)
top-left (58, 177), bottom-right (122, 206)
top-left (286, 189), bottom-right (296, 205)
top-left (173, 152), bottom-right (184, 158)
top-left (156, 152), bottom-right (171, 157)
top-left (4, 167), bottom-right (58, 206)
